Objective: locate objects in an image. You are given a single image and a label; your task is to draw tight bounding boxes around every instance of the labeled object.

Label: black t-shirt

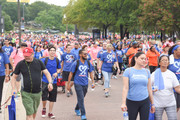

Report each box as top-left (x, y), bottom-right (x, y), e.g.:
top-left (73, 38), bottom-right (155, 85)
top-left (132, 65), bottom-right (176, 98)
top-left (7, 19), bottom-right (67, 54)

top-left (14, 58), bottom-right (46, 93)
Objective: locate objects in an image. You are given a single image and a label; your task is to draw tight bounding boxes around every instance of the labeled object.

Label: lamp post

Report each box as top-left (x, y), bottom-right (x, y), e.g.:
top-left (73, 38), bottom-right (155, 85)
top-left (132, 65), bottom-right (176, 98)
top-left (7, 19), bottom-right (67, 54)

top-left (17, 0), bottom-right (21, 46)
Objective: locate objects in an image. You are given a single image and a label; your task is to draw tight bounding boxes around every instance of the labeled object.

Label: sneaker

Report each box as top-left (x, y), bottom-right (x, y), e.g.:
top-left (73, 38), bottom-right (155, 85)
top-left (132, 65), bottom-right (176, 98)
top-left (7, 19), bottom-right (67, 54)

top-left (67, 92), bottom-right (70, 97)
top-left (75, 110), bottom-right (81, 116)
top-left (81, 115), bottom-right (87, 120)
top-left (48, 113), bottom-right (55, 119)
top-left (105, 92), bottom-right (109, 98)
top-left (70, 89), bottom-right (73, 95)
top-left (42, 108), bottom-right (46, 117)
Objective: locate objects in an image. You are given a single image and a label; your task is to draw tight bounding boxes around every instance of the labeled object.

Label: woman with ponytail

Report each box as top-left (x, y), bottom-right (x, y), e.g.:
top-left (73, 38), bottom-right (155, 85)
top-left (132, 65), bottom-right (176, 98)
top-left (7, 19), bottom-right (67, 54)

top-left (121, 52), bottom-right (155, 120)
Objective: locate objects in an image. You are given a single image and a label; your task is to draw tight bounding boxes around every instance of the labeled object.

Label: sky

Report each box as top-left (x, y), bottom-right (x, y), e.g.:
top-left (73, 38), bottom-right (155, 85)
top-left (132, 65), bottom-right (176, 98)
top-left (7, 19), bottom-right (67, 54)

top-left (29, 0), bottom-right (70, 6)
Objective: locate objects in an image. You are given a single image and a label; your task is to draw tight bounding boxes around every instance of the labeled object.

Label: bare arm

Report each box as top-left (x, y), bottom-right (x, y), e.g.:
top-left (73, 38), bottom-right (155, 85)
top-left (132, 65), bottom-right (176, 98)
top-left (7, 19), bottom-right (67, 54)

top-left (5, 64), bottom-right (10, 82)
top-left (122, 77), bottom-right (129, 105)
top-left (11, 74), bottom-right (19, 94)
top-left (9, 57), bottom-right (14, 70)
top-left (90, 71), bottom-right (95, 85)
top-left (61, 61), bottom-right (64, 73)
top-left (67, 72), bottom-right (73, 91)
top-left (148, 78), bottom-right (154, 105)
top-left (175, 85), bottom-right (180, 94)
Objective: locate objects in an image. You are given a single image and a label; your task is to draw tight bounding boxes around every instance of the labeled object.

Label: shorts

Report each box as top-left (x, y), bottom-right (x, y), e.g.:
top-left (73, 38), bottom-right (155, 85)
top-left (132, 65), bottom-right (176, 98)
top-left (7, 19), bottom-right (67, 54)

top-left (42, 82), bottom-right (57, 102)
top-left (21, 91), bottom-right (42, 115)
top-left (62, 71), bottom-right (74, 81)
top-left (174, 92), bottom-right (180, 108)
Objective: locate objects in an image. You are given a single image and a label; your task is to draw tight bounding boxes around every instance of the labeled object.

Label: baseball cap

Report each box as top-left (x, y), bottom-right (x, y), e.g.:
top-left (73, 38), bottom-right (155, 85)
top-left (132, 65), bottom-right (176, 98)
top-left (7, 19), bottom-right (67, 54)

top-left (23, 47), bottom-right (34, 57)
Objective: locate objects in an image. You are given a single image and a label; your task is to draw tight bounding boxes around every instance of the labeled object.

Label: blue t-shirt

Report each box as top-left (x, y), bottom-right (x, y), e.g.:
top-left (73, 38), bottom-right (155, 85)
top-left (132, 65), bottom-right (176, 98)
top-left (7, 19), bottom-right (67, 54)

top-left (100, 52), bottom-right (117, 72)
top-left (0, 53), bottom-right (10, 76)
top-left (61, 52), bottom-right (77, 72)
top-left (71, 48), bottom-right (80, 59)
top-left (169, 58), bottom-right (180, 81)
top-left (34, 51), bottom-right (43, 59)
top-left (123, 67), bottom-right (150, 101)
top-left (2, 46), bottom-right (13, 58)
top-left (41, 58), bottom-right (61, 84)
top-left (70, 60), bottom-right (94, 86)
top-left (97, 49), bottom-right (107, 59)
top-left (116, 50), bottom-right (124, 63)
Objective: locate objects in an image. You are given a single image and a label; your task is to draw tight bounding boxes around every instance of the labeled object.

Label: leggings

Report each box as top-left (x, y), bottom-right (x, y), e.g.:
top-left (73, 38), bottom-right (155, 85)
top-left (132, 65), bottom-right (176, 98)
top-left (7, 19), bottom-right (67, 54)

top-left (0, 76), bottom-right (5, 107)
top-left (155, 105), bottom-right (177, 120)
top-left (149, 66), bottom-right (157, 73)
top-left (127, 97), bottom-right (150, 120)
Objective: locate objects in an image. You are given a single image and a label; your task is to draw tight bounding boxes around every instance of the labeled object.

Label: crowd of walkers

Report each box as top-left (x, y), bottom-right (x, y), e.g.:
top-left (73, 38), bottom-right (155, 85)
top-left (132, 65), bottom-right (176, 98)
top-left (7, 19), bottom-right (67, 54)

top-left (0, 33), bottom-right (180, 120)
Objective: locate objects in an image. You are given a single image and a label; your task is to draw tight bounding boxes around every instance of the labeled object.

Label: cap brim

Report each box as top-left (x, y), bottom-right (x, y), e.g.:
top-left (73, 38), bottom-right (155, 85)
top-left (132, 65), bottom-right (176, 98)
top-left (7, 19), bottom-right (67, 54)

top-left (23, 53), bottom-right (32, 57)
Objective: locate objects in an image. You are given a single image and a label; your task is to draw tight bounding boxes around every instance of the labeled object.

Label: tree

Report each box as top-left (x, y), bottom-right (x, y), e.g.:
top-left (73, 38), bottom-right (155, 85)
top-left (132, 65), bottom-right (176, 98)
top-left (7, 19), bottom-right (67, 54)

top-left (27, 1), bottom-right (51, 21)
top-left (35, 6), bottom-right (74, 32)
top-left (2, 11), bottom-right (14, 31)
top-left (139, 0), bottom-right (180, 39)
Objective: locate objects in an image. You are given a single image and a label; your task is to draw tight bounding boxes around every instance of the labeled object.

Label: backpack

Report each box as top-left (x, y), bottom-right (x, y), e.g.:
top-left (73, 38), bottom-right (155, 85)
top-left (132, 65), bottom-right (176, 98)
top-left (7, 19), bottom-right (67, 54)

top-left (44, 57), bottom-right (59, 69)
top-left (73, 59), bottom-right (90, 77)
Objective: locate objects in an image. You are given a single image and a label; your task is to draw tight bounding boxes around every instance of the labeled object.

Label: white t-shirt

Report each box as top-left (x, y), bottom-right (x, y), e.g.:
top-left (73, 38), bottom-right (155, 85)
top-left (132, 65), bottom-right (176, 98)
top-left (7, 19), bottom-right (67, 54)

top-left (151, 69), bottom-right (179, 107)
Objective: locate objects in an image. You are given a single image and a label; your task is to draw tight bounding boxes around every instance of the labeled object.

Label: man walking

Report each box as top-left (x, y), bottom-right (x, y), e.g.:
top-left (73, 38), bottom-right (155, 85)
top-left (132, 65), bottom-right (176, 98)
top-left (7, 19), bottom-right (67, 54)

top-left (67, 49), bottom-right (95, 120)
top-left (41, 46), bottom-right (61, 119)
top-left (11, 47), bottom-right (53, 120)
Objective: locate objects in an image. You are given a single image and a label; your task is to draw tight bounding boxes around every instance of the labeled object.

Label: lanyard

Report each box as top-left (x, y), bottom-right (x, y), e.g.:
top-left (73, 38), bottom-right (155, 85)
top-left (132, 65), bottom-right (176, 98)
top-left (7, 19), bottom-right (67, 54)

top-left (25, 61), bottom-right (33, 93)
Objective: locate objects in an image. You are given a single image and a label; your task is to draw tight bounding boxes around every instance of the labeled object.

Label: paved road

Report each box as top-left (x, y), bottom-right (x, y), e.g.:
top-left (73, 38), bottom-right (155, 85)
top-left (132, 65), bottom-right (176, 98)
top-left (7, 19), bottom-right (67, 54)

top-left (1, 76), bottom-right (180, 120)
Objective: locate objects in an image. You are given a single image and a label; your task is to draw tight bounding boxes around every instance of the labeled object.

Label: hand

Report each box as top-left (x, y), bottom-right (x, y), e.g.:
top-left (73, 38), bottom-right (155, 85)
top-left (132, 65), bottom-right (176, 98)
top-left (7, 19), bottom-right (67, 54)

top-left (121, 104), bottom-right (127, 112)
top-left (53, 73), bottom-right (58, 78)
top-left (12, 89), bottom-right (17, 96)
top-left (48, 83), bottom-right (53, 92)
top-left (5, 76), bottom-right (10, 83)
top-left (152, 89), bottom-right (158, 92)
top-left (67, 84), bottom-right (71, 91)
top-left (150, 105), bottom-right (155, 113)
top-left (98, 69), bottom-right (101, 73)
top-left (92, 83), bottom-right (95, 89)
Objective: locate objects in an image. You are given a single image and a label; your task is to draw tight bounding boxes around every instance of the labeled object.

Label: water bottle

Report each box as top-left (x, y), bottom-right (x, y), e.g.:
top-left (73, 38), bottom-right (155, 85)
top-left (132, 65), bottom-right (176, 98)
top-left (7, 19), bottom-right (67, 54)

top-left (98, 73), bottom-right (101, 79)
top-left (14, 92), bottom-right (19, 102)
top-left (123, 111), bottom-right (129, 120)
top-left (152, 85), bottom-right (158, 91)
top-left (91, 85), bottom-right (95, 91)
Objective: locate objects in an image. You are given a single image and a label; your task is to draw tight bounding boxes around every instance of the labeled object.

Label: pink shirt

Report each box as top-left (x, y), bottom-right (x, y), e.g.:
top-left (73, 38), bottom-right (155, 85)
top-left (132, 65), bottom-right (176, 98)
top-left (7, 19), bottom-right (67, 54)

top-left (89, 47), bottom-right (101, 60)
top-left (10, 49), bottom-right (24, 67)
top-left (26, 41), bottom-right (31, 47)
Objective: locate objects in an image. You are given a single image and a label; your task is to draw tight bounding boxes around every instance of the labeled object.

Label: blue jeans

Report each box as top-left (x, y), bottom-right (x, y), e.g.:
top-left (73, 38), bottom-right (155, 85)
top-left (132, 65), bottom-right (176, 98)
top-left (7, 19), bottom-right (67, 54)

top-left (102, 71), bottom-right (112, 89)
top-left (74, 84), bottom-right (88, 116)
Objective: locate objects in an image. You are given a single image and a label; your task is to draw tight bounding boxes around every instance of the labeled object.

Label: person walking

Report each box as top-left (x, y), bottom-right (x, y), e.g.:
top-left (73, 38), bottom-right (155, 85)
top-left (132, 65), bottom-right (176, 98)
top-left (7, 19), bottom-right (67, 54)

top-left (67, 49), bottom-right (95, 120)
top-left (61, 44), bottom-right (77, 97)
top-left (168, 45), bottom-right (180, 111)
top-left (0, 43), bottom-right (10, 113)
top-left (11, 47), bottom-right (53, 120)
top-left (99, 44), bottom-right (120, 97)
top-left (146, 45), bottom-right (160, 73)
top-left (151, 55), bottom-right (180, 120)
top-left (121, 52), bottom-right (155, 120)
top-left (41, 46), bottom-right (61, 119)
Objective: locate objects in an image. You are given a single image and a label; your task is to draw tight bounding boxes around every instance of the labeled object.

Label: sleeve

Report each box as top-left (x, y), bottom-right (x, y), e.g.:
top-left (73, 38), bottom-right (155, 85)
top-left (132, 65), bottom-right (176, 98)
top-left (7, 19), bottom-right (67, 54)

top-left (126, 49), bottom-right (131, 55)
top-left (13, 62), bottom-right (21, 75)
top-left (172, 72), bottom-right (179, 88)
top-left (70, 61), bottom-right (77, 73)
top-left (39, 59), bottom-right (46, 70)
top-left (89, 62), bottom-right (94, 72)
top-left (147, 69), bottom-right (151, 79)
top-left (123, 68), bottom-right (130, 77)
top-left (57, 59), bottom-right (61, 69)
top-left (61, 54), bottom-right (64, 61)
top-left (4, 53), bottom-right (10, 64)
top-left (97, 51), bottom-right (100, 58)
top-left (100, 53), bottom-right (104, 61)
top-left (10, 50), bottom-right (16, 59)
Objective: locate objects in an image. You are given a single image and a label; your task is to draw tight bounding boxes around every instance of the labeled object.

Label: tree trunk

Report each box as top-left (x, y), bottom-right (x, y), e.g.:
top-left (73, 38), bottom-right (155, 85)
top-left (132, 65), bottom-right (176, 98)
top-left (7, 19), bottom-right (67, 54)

top-left (105, 26), bottom-right (107, 39)
top-left (161, 30), bottom-right (163, 42)
top-left (120, 24), bottom-right (124, 40)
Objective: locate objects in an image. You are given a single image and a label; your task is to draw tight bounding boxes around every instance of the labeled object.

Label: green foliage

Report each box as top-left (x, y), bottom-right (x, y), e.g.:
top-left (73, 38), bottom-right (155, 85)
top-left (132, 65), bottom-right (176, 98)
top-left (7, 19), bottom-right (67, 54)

top-left (35, 7), bottom-right (74, 32)
top-left (2, 11), bottom-right (14, 31)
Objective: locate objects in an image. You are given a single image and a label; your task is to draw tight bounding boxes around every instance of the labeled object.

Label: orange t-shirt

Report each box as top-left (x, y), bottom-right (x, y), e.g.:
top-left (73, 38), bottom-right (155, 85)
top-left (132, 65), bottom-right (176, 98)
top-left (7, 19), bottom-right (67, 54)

top-left (126, 47), bottom-right (138, 64)
top-left (146, 50), bottom-right (160, 66)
